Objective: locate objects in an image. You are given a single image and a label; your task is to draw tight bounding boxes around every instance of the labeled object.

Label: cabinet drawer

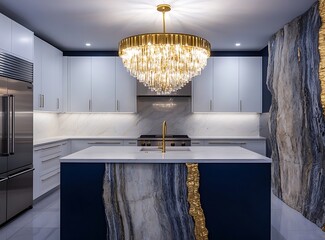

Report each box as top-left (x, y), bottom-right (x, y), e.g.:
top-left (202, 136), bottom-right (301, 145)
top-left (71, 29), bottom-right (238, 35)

top-left (123, 140), bottom-right (137, 146)
top-left (40, 168), bottom-right (60, 194)
top-left (87, 140), bottom-right (123, 146)
top-left (41, 154), bottom-right (60, 174)
top-left (35, 143), bottom-right (61, 157)
top-left (191, 140), bottom-right (204, 146)
top-left (205, 141), bottom-right (245, 146)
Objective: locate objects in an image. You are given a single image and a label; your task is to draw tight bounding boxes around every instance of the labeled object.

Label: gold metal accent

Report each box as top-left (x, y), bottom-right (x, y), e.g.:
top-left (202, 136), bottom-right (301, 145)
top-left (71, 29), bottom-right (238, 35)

top-left (162, 120), bottom-right (167, 153)
top-left (186, 163), bottom-right (208, 240)
top-left (157, 4), bottom-right (171, 33)
top-left (298, 47), bottom-right (301, 62)
top-left (319, 0), bottom-right (325, 115)
top-left (118, 4), bottom-right (211, 94)
top-left (119, 33), bottom-right (211, 54)
top-left (157, 4), bottom-right (171, 13)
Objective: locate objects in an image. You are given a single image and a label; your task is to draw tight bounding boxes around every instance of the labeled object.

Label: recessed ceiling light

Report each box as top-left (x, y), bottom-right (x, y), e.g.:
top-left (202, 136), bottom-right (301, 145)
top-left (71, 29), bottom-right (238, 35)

top-left (85, 43), bottom-right (91, 47)
top-left (235, 43), bottom-right (241, 47)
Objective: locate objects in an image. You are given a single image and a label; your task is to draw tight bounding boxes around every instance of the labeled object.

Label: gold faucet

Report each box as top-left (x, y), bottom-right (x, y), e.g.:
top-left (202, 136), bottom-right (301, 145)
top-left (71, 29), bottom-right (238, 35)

top-left (162, 120), bottom-right (167, 153)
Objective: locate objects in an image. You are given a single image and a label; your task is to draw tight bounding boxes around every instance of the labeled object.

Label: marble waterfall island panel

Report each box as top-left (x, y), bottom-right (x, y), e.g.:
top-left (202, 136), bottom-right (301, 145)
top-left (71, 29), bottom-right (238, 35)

top-left (102, 163), bottom-right (198, 240)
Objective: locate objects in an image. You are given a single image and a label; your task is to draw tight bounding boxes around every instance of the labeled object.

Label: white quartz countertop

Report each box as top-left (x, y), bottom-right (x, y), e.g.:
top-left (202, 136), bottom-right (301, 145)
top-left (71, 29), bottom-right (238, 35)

top-left (189, 136), bottom-right (266, 140)
top-left (34, 135), bottom-right (265, 147)
top-left (61, 146), bottom-right (271, 164)
top-left (33, 136), bottom-right (138, 146)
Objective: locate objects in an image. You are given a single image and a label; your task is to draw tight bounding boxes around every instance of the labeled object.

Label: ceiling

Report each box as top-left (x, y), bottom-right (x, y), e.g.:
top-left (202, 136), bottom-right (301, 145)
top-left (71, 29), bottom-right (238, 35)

top-left (0, 0), bottom-right (318, 51)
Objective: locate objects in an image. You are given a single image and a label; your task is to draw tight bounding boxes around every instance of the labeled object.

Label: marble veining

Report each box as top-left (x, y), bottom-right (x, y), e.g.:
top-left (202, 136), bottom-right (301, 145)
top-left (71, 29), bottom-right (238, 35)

top-left (102, 163), bottom-right (195, 240)
top-left (267, 2), bottom-right (325, 228)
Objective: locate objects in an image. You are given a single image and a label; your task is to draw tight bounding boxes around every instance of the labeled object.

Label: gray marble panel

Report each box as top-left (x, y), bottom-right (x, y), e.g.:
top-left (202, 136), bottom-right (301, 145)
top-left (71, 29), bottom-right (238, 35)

top-left (267, 2), bottom-right (325, 228)
top-left (102, 163), bottom-right (195, 240)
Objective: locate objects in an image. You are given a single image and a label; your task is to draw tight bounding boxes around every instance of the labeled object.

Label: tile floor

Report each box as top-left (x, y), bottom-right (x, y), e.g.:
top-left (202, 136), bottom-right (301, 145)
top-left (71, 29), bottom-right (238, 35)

top-left (0, 189), bottom-right (324, 240)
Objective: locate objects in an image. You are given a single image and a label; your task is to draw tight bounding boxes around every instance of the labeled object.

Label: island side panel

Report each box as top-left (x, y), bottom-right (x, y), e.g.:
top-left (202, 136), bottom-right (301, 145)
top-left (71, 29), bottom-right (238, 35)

top-left (60, 163), bottom-right (107, 240)
top-left (102, 163), bottom-right (195, 240)
top-left (199, 163), bottom-right (271, 240)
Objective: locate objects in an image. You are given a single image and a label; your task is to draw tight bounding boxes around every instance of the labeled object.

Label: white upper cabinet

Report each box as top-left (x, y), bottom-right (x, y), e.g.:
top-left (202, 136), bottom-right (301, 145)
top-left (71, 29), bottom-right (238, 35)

top-left (11, 21), bottom-right (34, 62)
top-left (192, 58), bottom-right (214, 112)
top-left (68, 57), bottom-right (92, 112)
top-left (214, 57), bottom-right (239, 112)
top-left (91, 57), bottom-right (116, 112)
top-left (0, 13), bottom-right (11, 52)
top-left (115, 58), bottom-right (136, 112)
top-left (34, 37), bottom-right (63, 111)
top-left (33, 37), bottom-right (43, 110)
top-left (238, 57), bottom-right (262, 112)
top-left (192, 56), bottom-right (262, 113)
top-left (67, 57), bottom-right (136, 113)
top-left (0, 13), bottom-right (34, 62)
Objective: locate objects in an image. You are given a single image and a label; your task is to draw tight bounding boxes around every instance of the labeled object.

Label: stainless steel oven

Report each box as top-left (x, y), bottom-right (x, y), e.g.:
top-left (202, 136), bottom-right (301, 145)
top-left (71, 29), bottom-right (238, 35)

top-left (137, 135), bottom-right (191, 147)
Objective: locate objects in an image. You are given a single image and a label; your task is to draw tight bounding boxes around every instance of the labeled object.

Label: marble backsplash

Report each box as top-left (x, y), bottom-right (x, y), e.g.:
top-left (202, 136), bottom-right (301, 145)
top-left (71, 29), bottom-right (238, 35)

top-left (33, 97), bottom-right (260, 141)
top-left (33, 112), bottom-right (60, 140)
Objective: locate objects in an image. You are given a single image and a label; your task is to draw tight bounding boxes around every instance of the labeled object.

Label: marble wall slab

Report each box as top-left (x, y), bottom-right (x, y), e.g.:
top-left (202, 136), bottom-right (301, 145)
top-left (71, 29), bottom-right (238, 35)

top-left (267, 2), bottom-right (325, 228)
top-left (33, 112), bottom-right (60, 140)
top-left (33, 98), bottom-right (260, 141)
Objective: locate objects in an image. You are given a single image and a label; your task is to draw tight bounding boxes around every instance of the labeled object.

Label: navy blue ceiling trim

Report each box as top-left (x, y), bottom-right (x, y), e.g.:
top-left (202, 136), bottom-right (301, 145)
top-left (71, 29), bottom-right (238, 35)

top-left (63, 51), bottom-right (118, 56)
top-left (63, 48), bottom-right (268, 57)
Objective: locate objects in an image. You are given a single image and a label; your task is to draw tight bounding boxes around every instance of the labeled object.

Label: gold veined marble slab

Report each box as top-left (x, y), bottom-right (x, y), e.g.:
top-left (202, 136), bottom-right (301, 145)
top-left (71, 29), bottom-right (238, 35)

top-left (186, 163), bottom-right (208, 240)
top-left (319, 0), bottom-right (325, 115)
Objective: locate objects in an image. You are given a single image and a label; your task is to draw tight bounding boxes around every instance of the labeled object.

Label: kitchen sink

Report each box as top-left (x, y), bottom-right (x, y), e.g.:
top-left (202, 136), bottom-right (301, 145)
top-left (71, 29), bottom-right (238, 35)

top-left (140, 147), bottom-right (191, 152)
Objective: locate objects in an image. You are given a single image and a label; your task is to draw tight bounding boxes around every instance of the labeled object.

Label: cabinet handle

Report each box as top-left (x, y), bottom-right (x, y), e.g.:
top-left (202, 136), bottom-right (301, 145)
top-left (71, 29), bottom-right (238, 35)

top-left (39, 94), bottom-right (45, 108)
top-left (208, 142), bottom-right (246, 145)
top-left (88, 142), bottom-right (122, 145)
top-left (39, 94), bottom-right (42, 108)
top-left (42, 95), bottom-right (45, 108)
top-left (240, 100), bottom-right (242, 112)
top-left (116, 100), bottom-right (119, 112)
top-left (89, 99), bottom-right (92, 112)
top-left (209, 100), bottom-right (212, 111)
top-left (34, 144), bottom-right (61, 152)
top-left (57, 98), bottom-right (60, 109)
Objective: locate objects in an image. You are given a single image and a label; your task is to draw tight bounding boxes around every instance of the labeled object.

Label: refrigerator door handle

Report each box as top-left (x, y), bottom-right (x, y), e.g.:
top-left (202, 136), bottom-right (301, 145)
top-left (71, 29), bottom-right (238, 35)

top-left (8, 168), bottom-right (34, 179)
top-left (9, 95), bottom-right (15, 155)
top-left (3, 95), bottom-right (10, 156)
top-left (0, 177), bottom-right (8, 183)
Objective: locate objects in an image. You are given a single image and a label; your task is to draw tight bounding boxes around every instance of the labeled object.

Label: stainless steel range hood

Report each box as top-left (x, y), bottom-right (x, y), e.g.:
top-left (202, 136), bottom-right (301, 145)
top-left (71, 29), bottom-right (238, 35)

top-left (137, 81), bottom-right (192, 97)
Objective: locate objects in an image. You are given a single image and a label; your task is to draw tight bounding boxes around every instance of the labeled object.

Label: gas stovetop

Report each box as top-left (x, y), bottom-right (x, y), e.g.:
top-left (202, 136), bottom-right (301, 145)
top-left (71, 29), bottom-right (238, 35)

top-left (137, 135), bottom-right (191, 146)
top-left (139, 134), bottom-right (189, 139)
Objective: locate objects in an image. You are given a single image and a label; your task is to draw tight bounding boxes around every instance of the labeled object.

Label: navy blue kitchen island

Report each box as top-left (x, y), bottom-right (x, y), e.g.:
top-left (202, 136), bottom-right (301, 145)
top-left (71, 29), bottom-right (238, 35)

top-left (60, 146), bottom-right (271, 240)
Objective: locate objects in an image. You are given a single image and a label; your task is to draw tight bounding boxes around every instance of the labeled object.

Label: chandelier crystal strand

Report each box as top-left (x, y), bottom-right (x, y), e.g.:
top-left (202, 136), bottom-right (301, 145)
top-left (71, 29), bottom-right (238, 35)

top-left (119, 4), bottom-right (210, 94)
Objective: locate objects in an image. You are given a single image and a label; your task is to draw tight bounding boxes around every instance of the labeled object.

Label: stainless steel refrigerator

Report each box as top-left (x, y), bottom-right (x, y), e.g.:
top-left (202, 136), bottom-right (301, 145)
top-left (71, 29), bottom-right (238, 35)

top-left (0, 51), bottom-right (33, 225)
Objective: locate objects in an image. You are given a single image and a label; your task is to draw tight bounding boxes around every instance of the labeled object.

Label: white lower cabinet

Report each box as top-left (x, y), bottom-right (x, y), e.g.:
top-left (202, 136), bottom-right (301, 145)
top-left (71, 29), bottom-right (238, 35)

top-left (70, 139), bottom-right (124, 153)
top-left (33, 141), bottom-right (70, 200)
top-left (191, 139), bottom-right (266, 155)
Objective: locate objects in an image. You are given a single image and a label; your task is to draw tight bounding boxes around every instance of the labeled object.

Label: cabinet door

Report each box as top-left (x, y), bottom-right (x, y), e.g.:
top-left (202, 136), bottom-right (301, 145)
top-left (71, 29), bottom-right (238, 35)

top-left (42, 42), bottom-right (62, 111)
top-left (33, 37), bottom-right (43, 110)
top-left (115, 58), bottom-right (136, 112)
top-left (91, 57), bottom-right (116, 112)
top-left (0, 13), bottom-right (11, 52)
top-left (68, 57), bottom-right (92, 112)
top-left (213, 57), bottom-right (239, 112)
top-left (192, 58), bottom-right (214, 112)
top-left (11, 21), bottom-right (34, 62)
top-left (238, 57), bottom-right (262, 112)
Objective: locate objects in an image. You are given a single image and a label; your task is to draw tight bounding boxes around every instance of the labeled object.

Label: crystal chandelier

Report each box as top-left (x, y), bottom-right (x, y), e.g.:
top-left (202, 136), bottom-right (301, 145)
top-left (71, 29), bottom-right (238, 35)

top-left (118, 4), bottom-right (211, 94)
